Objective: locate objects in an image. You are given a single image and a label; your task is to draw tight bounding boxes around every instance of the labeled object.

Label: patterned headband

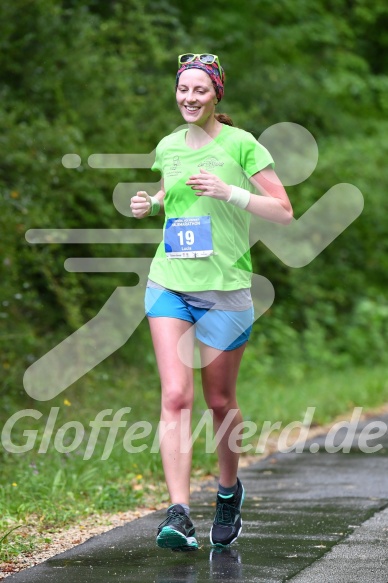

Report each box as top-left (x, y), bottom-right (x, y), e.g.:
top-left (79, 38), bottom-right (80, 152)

top-left (175, 60), bottom-right (225, 102)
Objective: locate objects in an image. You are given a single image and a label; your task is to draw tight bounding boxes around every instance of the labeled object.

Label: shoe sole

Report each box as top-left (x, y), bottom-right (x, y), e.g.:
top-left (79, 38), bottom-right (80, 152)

top-left (209, 484), bottom-right (245, 547)
top-left (157, 527), bottom-right (198, 550)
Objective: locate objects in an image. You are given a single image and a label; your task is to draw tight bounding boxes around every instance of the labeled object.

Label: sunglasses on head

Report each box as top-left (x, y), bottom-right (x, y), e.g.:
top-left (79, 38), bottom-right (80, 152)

top-left (178, 53), bottom-right (222, 77)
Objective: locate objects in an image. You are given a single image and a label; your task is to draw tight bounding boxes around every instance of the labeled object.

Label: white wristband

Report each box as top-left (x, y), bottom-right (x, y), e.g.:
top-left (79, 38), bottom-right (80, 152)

top-left (149, 196), bottom-right (161, 216)
top-left (226, 186), bottom-right (251, 210)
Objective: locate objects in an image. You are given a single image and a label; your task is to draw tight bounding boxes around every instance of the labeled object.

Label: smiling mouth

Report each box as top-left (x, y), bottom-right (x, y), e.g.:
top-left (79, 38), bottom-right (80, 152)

top-left (184, 106), bottom-right (201, 113)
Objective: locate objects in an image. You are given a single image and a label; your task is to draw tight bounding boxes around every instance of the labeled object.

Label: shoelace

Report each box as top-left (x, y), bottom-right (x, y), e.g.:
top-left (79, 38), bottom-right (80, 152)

top-left (158, 509), bottom-right (186, 529)
top-left (215, 499), bottom-right (238, 525)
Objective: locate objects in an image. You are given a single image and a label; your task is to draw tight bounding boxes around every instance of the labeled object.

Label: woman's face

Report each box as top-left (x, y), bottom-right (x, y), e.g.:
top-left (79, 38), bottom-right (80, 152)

top-left (176, 68), bottom-right (217, 126)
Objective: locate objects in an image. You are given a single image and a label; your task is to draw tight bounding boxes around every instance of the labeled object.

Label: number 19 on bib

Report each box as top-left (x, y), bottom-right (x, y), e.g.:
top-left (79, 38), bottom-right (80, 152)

top-left (164, 216), bottom-right (214, 259)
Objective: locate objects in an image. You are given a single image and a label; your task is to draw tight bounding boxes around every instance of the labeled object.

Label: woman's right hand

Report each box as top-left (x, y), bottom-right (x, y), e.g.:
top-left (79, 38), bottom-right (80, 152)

top-left (130, 191), bottom-right (152, 219)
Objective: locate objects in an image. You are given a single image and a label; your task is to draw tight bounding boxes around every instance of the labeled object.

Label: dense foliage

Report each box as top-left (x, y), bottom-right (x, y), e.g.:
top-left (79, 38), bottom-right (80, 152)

top-left (1, 0), bottom-right (388, 401)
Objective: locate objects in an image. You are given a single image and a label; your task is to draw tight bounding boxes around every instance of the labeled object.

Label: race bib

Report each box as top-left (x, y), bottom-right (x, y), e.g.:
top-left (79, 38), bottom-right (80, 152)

top-left (164, 216), bottom-right (214, 259)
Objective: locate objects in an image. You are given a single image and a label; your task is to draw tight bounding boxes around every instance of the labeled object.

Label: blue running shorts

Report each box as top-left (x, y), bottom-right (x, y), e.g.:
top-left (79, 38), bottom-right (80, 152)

top-left (145, 287), bottom-right (254, 351)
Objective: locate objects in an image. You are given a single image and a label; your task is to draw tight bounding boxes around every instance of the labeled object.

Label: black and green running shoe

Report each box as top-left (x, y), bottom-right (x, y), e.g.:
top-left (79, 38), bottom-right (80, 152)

top-left (210, 478), bottom-right (245, 547)
top-left (157, 504), bottom-right (198, 550)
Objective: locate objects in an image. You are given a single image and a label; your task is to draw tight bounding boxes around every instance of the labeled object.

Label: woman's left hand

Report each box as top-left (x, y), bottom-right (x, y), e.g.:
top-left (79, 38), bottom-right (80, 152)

top-left (186, 168), bottom-right (232, 201)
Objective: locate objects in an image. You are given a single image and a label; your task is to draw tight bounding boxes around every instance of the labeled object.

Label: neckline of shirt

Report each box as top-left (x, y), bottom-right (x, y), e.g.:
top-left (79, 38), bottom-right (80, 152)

top-left (183, 124), bottom-right (228, 151)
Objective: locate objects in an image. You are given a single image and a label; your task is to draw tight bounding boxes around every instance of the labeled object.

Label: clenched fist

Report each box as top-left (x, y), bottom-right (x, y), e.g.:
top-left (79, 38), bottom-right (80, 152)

top-left (130, 191), bottom-right (152, 219)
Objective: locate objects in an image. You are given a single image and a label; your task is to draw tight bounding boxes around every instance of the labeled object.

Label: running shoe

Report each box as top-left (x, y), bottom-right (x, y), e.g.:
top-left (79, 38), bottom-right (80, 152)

top-left (209, 478), bottom-right (245, 547)
top-left (156, 504), bottom-right (198, 550)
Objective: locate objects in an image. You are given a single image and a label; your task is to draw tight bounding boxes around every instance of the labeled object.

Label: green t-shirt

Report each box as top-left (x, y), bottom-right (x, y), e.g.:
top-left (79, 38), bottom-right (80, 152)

top-left (148, 124), bottom-right (274, 292)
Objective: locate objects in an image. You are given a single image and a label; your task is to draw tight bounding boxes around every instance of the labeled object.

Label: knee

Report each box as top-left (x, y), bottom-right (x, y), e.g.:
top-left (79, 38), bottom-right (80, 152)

top-left (162, 383), bottom-right (193, 414)
top-left (205, 393), bottom-right (238, 419)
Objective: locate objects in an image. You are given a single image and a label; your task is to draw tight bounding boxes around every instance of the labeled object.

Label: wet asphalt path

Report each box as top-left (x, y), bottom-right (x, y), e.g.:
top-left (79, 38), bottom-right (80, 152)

top-left (6, 414), bottom-right (388, 582)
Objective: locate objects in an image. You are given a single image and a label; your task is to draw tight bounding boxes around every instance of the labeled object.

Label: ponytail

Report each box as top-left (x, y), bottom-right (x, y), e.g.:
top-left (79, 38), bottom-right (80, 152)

top-left (215, 112), bottom-right (234, 126)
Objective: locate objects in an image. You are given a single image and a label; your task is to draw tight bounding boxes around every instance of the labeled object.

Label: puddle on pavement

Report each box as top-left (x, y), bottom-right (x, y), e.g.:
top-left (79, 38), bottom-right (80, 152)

top-left (43, 498), bottom-right (386, 583)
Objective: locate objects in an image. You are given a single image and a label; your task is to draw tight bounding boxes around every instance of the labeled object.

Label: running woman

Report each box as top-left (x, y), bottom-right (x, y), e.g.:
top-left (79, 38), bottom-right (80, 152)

top-left (130, 53), bottom-right (293, 551)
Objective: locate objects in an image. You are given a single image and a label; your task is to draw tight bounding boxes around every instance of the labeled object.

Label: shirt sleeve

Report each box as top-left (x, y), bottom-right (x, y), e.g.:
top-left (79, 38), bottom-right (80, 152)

top-left (151, 141), bottom-right (163, 173)
top-left (240, 132), bottom-right (274, 177)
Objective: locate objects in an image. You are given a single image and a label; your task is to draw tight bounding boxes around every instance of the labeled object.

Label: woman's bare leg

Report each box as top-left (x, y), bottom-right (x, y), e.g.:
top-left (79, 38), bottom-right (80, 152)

top-left (148, 316), bottom-right (195, 505)
top-left (200, 343), bottom-right (247, 487)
